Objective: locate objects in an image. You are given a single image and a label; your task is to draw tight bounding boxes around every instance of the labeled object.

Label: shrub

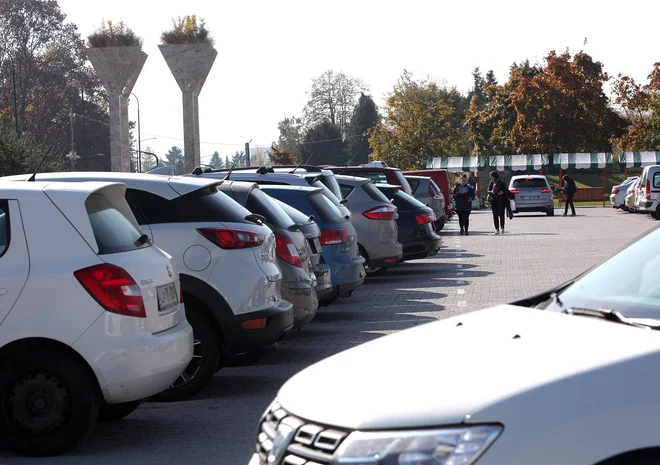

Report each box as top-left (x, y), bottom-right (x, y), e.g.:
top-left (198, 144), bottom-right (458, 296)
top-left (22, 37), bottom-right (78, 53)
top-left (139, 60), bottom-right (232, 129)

top-left (87, 20), bottom-right (143, 48)
top-left (161, 15), bottom-right (213, 45)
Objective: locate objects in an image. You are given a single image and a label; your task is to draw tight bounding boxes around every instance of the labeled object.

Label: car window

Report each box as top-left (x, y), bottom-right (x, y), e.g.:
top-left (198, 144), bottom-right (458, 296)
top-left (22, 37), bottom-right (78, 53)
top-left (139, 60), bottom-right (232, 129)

top-left (85, 193), bottom-right (148, 255)
top-left (274, 198), bottom-right (313, 224)
top-left (392, 190), bottom-right (427, 210)
top-left (0, 202), bottom-right (9, 258)
top-left (126, 189), bottom-right (173, 224)
top-left (548, 227), bottom-right (660, 319)
top-left (320, 174), bottom-right (344, 201)
top-left (393, 170), bottom-right (413, 193)
top-left (311, 180), bottom-right (342, 206)
top-left (357, 171), bottom-right (388, 184)
top-left (654, 172), bottom-right (660, 189)
top-left (430, 180), bottom-right (443, 197)
top-left (339, 184), bottom-right (355, 199)
top-left (376, 185), bottom-right (400, 200)
top-left (511, 178), bottom-right (549, 188)
top-left (247, 189), bottom-right (295, 229)
top-left (408, 178), bottom-right (420, 193)
top-left (362, 182), bottom-right (392, 203)
top-left (307, 192), bottom-right (346, 223)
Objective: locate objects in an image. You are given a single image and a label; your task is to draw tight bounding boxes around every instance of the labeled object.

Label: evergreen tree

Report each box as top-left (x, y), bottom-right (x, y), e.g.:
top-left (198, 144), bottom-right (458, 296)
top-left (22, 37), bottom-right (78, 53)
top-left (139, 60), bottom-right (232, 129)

top-left (348, 93), bottom-right (379, 165)
top-left (303, 121), bottom-right (347, 165)
top-left (209, 151), bottom-right (222, 169)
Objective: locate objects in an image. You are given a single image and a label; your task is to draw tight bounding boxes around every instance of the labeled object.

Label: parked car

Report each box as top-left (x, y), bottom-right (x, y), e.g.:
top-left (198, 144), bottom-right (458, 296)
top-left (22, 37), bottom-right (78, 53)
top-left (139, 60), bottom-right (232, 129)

top-left (0, 180), bottom-right (193, 456)
top-left (508, 175), bottom-right (555, 216)
top-left (334, 175), bottom-right (403, 275)
top-left (625, 178), bottom-right (641, 212)
top-left (405, 174), bottom-right (448, 230)
top-left (260, 185), bottom-right (366, 301)
top-left (272, 199), bottom-right (334, 304)
top-left (3, 172), bottom-right (294, 402)
top-left (611, 176), bottom-right (638, 210)
top-left (326, 161), bottom-right (414, 195)
top-left (190, 167), bottom-right (352, 219)
top-left (250, 223), bottom-right (660, 465)
top-left (636, 165), bottom-right (660, 219)
top-left (376, 184), bottom-right (442, 261)
top-left (216, 180), bottom-right (319, 327)
top-left (403, 168), bottom-right (454, 218)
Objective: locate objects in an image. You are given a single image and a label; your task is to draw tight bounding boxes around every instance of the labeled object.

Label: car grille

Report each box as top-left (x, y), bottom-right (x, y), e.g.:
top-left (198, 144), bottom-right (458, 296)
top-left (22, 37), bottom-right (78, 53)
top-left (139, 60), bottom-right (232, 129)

top-left (255, 401), bottom-right (350, 465)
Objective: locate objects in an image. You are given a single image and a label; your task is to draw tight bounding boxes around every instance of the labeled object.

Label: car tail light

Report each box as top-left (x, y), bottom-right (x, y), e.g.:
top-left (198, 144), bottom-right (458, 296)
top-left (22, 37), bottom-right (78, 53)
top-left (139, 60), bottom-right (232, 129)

top-left (509, 189), bottom-right (520, 194)
top-left (74, 264), bottom-right (146, 318)
top-left (428, 185), bottom-right (440, 200)
top-left (363, 206), bottom-right (396, 221)
top-left (197, 228), bottom-right (264, 249)
top-left (275, 233), bottom-right (303, 267)
top-left (415, 212), bottom-right (436, 225)
top-left (240, 318), bottom-right (267, 330)
top-left (540, 188), bottom-right (551, 193)
top-left (612, 188), bottom-right (619, 194)
top-left (647, 179), bottom-right (651, 199)
top-left (320, 229), bottom-right (350, 245)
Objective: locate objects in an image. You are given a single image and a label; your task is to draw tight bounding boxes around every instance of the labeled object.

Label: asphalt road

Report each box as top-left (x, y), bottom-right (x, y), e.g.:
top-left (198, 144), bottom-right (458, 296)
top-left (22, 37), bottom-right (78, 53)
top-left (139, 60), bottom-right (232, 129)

top-left (2, 207), bottom-right (657, 465)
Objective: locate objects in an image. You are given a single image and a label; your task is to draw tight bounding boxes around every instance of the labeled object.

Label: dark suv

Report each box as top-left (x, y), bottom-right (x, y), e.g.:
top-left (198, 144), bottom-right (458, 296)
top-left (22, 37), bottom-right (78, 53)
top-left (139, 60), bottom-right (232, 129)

top-left (326, 162), bottom-right (414, 194)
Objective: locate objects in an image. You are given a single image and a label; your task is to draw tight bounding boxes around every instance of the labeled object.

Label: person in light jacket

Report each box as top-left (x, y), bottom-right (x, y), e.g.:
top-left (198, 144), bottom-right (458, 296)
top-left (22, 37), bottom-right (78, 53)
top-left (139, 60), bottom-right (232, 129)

top-left (453, 176), bottom-right (475, 235)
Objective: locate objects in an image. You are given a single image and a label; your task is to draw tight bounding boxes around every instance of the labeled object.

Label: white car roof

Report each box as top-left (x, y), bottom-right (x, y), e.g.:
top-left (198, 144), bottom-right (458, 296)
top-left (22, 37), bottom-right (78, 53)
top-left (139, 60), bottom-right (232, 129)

top-left (1, 172), bottom-right (220, 200)
top-left (510, 174), bottom-right (547, 180)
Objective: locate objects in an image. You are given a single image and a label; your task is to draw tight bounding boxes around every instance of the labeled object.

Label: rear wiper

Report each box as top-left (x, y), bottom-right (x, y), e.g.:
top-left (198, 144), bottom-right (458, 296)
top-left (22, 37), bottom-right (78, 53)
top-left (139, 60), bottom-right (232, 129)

top-left (340, 199), bottom-right (348, 204)
top-left (245, 214), bottom-right (267, 225)
top-left (135, 234), bottom-right (151, 246)
top-left (563, 306), bottom-right (660, 330)
top-left (287, 223), bottom-right (300, 232)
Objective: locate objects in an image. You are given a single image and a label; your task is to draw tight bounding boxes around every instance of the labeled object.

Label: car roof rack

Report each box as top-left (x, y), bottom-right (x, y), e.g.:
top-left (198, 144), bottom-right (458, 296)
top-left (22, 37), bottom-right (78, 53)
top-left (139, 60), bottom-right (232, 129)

top-left (268, 165), bottom-right (324, 173)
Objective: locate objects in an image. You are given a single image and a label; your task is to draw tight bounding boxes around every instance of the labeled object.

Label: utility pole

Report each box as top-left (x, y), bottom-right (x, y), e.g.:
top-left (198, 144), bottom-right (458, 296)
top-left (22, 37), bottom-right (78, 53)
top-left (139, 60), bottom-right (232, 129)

top-left (245, 139), bottom-right (252, 167)
top-left (132, 93), bottom-right (141, 172)
top-left (69, 112), bottom-right (76, 171)
top-left (81, 83), bottom-right (87, 170)
top-left (11, 55), bottom-right (19, 137)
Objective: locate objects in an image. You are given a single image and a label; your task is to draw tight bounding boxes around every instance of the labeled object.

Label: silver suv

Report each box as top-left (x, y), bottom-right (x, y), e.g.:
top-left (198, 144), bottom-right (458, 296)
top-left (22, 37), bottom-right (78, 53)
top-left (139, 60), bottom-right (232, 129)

top-left (508, 175), bottom-right (555, 216)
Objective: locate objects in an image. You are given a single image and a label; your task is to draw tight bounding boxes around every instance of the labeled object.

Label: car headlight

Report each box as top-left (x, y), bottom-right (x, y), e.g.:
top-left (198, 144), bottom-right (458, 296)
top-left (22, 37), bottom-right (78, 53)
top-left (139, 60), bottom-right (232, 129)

top-left (331, 425), bottom-right (502, 465)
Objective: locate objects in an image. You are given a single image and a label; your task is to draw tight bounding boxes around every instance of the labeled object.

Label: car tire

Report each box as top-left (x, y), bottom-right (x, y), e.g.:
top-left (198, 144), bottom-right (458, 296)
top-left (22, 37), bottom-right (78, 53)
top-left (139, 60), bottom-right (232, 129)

top-left (653, 210), bottom-right (660, 220)
top-left (150, 307), bottom-right (222, 402)
top-left (0, 349), bottom-right (99, 457)
top-left (547, 209), bottom-right (555, 216)
top-left (96, 400), bottom-right (142, 422)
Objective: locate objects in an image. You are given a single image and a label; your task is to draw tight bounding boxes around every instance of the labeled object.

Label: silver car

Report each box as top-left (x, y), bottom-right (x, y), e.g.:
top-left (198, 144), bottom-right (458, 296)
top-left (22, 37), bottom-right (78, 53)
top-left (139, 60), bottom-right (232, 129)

top-left (335, 175), bottom-right (403, 275)
top-left (405, 175), bottom-right (447, 230)
top-left (611, 176), bottom-right (638, 211)
top-left (509, 175), bottom-right (555, 216)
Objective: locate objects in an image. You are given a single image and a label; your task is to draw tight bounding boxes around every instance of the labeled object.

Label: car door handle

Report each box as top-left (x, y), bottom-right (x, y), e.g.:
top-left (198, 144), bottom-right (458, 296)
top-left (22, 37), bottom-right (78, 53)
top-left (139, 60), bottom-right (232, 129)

top-left (0, 289), bottom-right (7, 296)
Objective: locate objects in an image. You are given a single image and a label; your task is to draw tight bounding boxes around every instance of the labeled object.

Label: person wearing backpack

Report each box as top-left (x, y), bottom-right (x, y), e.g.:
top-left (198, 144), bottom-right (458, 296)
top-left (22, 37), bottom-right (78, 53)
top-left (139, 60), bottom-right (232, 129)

top-left (488, 171), bottom-right (509, 234)
top-left (562, 174), bottom-right (577, 216)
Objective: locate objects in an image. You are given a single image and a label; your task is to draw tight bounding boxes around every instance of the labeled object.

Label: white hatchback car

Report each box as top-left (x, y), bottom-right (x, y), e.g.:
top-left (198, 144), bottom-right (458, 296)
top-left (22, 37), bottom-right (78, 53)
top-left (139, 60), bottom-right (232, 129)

top-left (0, 181), bottom-right (192, 456)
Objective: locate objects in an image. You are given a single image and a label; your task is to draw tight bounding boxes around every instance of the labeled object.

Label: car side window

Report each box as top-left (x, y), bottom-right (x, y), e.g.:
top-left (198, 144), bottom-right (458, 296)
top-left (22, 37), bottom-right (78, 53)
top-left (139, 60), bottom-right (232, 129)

top-left (339, 184), bottom-right (355, 199)
top-left (408, 179), bottom-right (420, 193)
top-left (126, 189), bottom-right (178, 224)
top-left (654, 172), bottom-right (660, 189)
top-left (0, 201), bottom-right (10, 258)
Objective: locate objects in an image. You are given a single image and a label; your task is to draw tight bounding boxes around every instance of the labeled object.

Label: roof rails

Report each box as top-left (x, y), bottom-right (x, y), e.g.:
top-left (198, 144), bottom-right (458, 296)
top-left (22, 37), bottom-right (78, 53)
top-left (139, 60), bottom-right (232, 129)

top-left (268, 165), bottom-right (324, 173)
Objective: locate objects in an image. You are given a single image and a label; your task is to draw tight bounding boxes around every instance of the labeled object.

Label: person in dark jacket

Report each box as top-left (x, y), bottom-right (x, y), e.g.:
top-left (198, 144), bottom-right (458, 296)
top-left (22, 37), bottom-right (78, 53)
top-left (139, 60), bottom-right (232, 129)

top-left (453, 175), bottom-right (476, 235)
top-left (562, 175), bottom-right (577, 216)
top-left (488, 171), bottom-right (508, 234)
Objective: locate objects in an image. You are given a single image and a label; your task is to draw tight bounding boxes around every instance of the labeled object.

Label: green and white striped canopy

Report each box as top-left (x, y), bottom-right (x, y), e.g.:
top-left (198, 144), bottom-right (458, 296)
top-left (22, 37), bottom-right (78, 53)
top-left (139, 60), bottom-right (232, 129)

top-left (427, 156), bottom-right (485, 172)
top-left (489, 155), bottom-right (549, 171)
top-left (618, 152), bottom-right (660, 167)
top-left (552, 153), bottom-right (613, 169)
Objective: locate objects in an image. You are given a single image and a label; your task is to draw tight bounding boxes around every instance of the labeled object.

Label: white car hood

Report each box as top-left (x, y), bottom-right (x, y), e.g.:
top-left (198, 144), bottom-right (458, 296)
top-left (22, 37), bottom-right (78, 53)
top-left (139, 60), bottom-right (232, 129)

top-left (277, 305), bottom-right (660, 430)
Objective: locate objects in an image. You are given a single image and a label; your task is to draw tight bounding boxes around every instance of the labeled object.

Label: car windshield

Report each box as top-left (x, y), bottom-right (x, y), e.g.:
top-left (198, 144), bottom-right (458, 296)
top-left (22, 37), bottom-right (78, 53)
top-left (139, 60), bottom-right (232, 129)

top-left (512, 178), bottom-right (548, 188)
top-left (247, 189), bottom-right (295, 229)
top-left (319, 174), bottom-right (343, 201)
top-left (311, 180), bottom-right (343, 207)
top-left (392, 190), bottom-right (427, 210)
top-left (362, 182), bottom-right (391, 203)
top-left (545, 226), bottom-right (660, 320)
top-left (307, 192), bottom-right (345, 223)
top-left (274, 198), bottom-right (313, 224)
top-left (86, 193), bottom-right (148, 255)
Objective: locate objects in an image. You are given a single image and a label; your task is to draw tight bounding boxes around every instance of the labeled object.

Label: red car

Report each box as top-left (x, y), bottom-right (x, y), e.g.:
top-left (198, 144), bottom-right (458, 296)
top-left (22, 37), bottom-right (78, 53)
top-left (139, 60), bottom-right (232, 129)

top-left (403, 169), bottom-right (453, 217)
top-left (325, 162), bottom-right (414, 195)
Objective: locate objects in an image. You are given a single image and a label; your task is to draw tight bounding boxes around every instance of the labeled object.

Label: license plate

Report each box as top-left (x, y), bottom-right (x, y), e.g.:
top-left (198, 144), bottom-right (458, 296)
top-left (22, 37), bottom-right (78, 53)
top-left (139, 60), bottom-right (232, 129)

top-left (157, 283), bottom-right (179, 312)
top-left (521, 196), bottom-right (539, 200)
top-left (316, 268), bottom-right (330, 285)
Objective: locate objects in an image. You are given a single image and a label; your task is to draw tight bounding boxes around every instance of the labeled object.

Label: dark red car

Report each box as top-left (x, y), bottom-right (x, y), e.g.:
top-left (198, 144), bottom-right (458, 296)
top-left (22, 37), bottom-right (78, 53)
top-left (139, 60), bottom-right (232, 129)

top-left (325, 162), bottom-right (413, 195)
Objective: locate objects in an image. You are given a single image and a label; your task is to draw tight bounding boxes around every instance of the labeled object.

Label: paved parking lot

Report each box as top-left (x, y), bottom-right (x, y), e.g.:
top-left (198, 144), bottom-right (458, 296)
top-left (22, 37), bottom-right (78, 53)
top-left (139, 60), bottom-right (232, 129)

top-left (2, 207), bottom-right (658, 465)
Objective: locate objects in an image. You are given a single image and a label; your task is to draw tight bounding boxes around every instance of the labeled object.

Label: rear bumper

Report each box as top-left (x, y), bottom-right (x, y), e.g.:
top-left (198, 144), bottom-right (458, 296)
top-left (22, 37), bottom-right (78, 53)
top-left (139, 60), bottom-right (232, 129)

top-left (369, 254), bottom-right (403, 269)
top-left (281, 281), bottom-right (318, 328)
top-left (514, 203), bottom-right (553, 212)
top-left (401, 235), bottom-right (442, 261)
top-left (74, 312), bottom-right (194, 404)
top-left (642, 200), bottom-right (659, 212)
top-left (228, 300), bottom-right (294, 355)
top-left (314, 264), bottom-right (333, 298)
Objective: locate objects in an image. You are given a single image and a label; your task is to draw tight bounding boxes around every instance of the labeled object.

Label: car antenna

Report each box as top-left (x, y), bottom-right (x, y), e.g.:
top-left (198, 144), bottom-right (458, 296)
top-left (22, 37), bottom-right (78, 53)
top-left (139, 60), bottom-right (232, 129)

top-left (339, 149), bottom-right (359, 175)
top-left (290, 154), bottom-right (313, 174)
top-left (26, 145), bottom-right (53, 182)
top-left (225, 163), bottom-right (237, 180)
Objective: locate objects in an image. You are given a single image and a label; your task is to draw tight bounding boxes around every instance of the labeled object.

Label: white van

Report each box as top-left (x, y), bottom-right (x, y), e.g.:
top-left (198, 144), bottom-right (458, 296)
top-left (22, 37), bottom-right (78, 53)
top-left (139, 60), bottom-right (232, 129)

top-left (637, 165), bottom-right (660, 219)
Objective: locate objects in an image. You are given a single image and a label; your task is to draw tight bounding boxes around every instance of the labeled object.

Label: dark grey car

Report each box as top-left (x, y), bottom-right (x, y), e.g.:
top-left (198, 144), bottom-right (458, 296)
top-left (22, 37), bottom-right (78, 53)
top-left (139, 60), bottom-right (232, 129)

top-left (218, 180), bottom-right (319, 328)
top-left (335, 175), bottom-right (403, 275)
top-left (405, 175), bottom-right (447, 230)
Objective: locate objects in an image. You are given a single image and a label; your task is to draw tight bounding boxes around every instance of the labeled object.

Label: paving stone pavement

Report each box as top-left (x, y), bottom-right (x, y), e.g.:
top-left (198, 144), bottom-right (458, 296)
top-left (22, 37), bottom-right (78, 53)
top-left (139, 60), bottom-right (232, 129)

top-left (2, 208), bottom-right (657, 465)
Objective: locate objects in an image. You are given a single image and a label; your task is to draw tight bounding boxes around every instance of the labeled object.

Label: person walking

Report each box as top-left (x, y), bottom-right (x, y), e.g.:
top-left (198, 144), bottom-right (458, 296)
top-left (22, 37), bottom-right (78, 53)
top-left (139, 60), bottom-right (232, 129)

top-left (562, 174), bottom-right (577, 216)
top-left (488, 171), bottom-right (508, 234)
top-left (453, 175), bottom-right (476, 235)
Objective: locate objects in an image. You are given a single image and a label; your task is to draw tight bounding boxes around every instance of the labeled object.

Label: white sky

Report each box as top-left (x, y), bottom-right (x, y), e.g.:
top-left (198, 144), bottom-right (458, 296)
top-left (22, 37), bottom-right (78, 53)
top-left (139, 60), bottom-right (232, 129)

top-left (58, 0), bottom-right (659, 163)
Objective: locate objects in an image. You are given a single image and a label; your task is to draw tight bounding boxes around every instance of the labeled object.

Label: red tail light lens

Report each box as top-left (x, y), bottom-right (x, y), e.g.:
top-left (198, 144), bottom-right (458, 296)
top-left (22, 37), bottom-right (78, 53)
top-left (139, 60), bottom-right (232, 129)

top-left (647, 179), bottom-right (651, 199)
top-left (197, 228), bottom-right (264, 249)
top-left (612, 188), bottom-right (619, 194)
top-left (509, 189), bottom-right (520, 194)
top-left (75, 264), bottom-right (146, 318)
top-left (415, 212), bottom-right (436, 225)
top-left (240, 318), bottom-right (267, 330)
top-left (428, 185), bottom-right (440, 200)
top-left (363, 206), bottom-right (396, 221)
top-left (320, 229), bottom-right (350, 245)
top-left (540, 188), bottom-right (551, 193)
top-left (275, 233), bottom-right (303, 267)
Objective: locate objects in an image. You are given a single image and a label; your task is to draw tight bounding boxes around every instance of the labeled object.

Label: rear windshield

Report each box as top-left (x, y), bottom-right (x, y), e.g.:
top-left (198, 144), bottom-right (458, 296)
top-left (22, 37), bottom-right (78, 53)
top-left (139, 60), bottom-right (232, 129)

top-left (362, 181), bottom-right (392, 203)
top-left (392, 190), bottom-right (427, 210)
top-left (319, 174), bottom-right (343, 201)
top-left (393, 171), bottom-right (413, 193)
top-left (654, 173), bottom-right (660, 189)
top-left (430, 180), bottom-right (442, 197)
top-left (307, 192), bottom-right (345, 224)
top-left (511, 178), bottom-right (549, 189)
top-left (354, 171), bottom-right (388, 184)
top-left (86, 193), bottom-right (148, 254)
top-left (376, 185), bottom-right (400, 200)
top-left (247, 189), bottom-right (295, 229)
top-left (274, 198), bottom-right (313, 224)
top-left (339, 184), bottom-right (355, 199)
top-left (408, 178), bottom-right (421, 193)
top-left (311, 180), bottom-right (342, 207)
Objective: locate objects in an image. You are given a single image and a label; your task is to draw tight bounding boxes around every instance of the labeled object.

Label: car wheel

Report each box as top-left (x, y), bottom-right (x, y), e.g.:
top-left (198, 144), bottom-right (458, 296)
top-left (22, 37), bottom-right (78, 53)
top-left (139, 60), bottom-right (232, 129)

top-left (151, 307), bottom-right (222, 402)
top-left (547, 209), bottom-right (555, 216)
top-left (653, 210), bottom-right (660, 220)
top-left (96, 400), bottom-right (142, 422)
top-left (0, 349), bottom-right (99, 456)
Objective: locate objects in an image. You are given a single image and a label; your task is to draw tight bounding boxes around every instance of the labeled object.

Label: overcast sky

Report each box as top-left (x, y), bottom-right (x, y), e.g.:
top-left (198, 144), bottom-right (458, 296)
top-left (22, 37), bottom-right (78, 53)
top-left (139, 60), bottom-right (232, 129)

top-left (57, 0), bottom-right (659, 163)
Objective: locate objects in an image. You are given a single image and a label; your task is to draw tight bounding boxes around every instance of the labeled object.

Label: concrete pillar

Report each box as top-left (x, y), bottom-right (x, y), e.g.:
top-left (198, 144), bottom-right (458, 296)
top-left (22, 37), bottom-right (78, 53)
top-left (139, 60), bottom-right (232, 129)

top-left (86, 46), bottom-right (147, 172)
top-left (159, 43), bottom-right (217, 173)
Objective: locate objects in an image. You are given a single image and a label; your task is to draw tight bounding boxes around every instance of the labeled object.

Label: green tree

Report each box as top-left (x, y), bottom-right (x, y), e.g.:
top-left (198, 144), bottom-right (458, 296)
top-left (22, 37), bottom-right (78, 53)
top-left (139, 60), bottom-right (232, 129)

top-left (225, 155), bottom-right (230, 169)
top-left (369, 71), bottom-right (469, 169)
top-left (348, 93), bottom-right (379, 164)
top-left (209, 151), bottom-right (222, 168)
top-left (269, 146), bottom-right (296, 165)
top-left (272, 116), bottom-right (304, 161)
top-left (303, 121), bottom-right (347, 165)
top-left (140, 146), bottom-right (156, 172)
top-left (165, 146), bottom-right (184, 174)
top-left (230, 150), bottom-right (245, 168)
top-left (0, 122), bottom-right (62, 176)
